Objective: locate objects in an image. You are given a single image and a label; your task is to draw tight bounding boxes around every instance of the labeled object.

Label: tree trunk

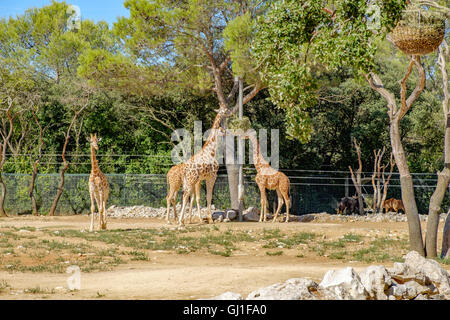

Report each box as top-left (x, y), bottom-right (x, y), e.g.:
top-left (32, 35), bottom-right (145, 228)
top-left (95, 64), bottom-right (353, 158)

top-left (227, 164), bottom-right (239, 210)
top-left (0, 109), bottom-right (15, 217)
top-left (0, 173), bottom-right (7, 217)
top-left (48, 162), bottom-right (68, 216)
top-left (349, 167), bottom-right (364, 215)
top-left (366, 56), bottom-right (426, 256)
top-left (425, 167), bottom-right (450, 257)
top-left (380, 154), bottom-right (395, 212)
top-left (29, 111), bottom-right (45, 216)
top-left (391, 119), bottom-right (424, 256)
top-left (48, 102), bottom-right (88, 216)
top-left (29, 161), bottom-right (39, 216)
top-left (441, 212), bottom-right (450, 259)
top-left (349, 139), bottom-right (364, 215)
top-left (371, 153), bottom-right (378, 211)
top-left (426, 46), bottom-right (450, 258)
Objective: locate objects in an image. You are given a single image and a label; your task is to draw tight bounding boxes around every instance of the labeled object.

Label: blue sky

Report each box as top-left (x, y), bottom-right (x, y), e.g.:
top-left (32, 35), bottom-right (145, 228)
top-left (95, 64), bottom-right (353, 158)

top-left (0, 0), bottom-right (130, 25)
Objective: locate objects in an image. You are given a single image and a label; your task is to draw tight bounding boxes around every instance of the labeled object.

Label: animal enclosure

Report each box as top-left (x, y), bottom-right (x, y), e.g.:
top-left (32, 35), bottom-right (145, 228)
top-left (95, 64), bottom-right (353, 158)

top-left (3, 170), bottom-right (449, 216)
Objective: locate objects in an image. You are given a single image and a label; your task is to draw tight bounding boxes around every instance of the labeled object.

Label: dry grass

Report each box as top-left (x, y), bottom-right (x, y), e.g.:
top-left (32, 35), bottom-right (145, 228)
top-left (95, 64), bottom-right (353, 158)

top-left (0, 222), bottom-right (414, 275)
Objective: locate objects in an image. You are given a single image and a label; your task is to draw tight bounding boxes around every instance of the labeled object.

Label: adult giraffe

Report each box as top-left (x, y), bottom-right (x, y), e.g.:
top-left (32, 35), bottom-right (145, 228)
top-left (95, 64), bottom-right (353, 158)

top-left (177, 107), bottom-right (231, 226)
top-left (241, 130), bottom-right (290, 223)
top-left (165, 163), bottom-right (199, 224)
top-left (88, 133), bottom-right (109, 231)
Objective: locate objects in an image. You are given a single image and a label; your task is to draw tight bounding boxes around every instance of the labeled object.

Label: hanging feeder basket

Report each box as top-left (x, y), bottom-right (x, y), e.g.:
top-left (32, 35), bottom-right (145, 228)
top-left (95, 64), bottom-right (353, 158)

top-left (227, 116), bottom-right (252, 132)
top-left (391, 5), bottom-right (446, 55)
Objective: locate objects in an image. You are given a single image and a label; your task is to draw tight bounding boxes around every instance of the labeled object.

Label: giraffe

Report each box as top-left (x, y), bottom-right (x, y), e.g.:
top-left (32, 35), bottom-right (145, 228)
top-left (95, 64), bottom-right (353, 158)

top-left (241, 130), bottom-right (291, 223)
top-left (177, 107), bottom-right (231, 226)
top-left (88, 133), bottom-right (110, 231)
top-left (165, 163), bottom-right (200, 224)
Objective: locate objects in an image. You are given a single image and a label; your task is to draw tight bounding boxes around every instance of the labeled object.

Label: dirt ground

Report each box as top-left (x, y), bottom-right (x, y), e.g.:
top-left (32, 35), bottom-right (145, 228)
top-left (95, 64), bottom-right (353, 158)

top-left (0, 214), bottom-right (448, 300)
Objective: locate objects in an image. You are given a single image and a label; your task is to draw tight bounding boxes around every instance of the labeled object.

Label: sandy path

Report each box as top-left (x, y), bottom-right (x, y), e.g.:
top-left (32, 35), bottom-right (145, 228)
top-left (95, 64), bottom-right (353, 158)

top-left (1, 255), bottom-right (378, 300)
top-left (0, 215), bottom-right (448, 300)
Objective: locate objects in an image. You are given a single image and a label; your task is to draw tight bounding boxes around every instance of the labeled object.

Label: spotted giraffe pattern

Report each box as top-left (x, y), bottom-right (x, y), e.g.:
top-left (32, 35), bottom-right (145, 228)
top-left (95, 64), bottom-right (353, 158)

top-left (177, 108), bottom-right (231, 226)
top-left (88, 133), bottom-right (110, 231)
top-left (245, 131), bottom-right (290, 223)
top-left (165, 163), bottom-right (199, 224)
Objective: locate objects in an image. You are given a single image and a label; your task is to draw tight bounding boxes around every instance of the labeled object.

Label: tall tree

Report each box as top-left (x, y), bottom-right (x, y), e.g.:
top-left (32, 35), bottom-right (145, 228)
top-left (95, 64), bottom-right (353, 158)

top-left (253, 0), bottom-right (449, 256)
top-left (78, 0), bottom-right (269, 210)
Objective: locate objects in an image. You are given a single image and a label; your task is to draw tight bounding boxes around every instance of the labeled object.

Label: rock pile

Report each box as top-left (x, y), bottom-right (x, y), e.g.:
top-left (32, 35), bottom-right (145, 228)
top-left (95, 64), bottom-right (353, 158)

top-left (106, 205), bottom-right (448, 224)
top-left (309, 212), bottom-right (448, 223)
top-left (205, 251), bottom-right (450, 300)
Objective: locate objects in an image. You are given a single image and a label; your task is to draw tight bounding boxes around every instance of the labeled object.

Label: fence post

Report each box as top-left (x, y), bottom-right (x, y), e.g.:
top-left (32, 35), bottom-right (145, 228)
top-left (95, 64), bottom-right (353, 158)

top-left (345, 175), bottom-right (349, 198)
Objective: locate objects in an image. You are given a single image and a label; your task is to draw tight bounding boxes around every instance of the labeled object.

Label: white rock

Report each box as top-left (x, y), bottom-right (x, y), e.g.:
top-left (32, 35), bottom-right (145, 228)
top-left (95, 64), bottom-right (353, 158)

top-left (243, 207), bottom-right (260, 222)
top-left (226, 210), bottom-right (237, 221)
top-left (319, 267), bottom-right (369, 300)
top-left (358, 266), bottom-right (392, 300)
top-left (247, 278), bottom-right (318, 300)
top-left (206, 292), bottom-right (243, 300)
top-left (402, 251), bottom-right (450, 299)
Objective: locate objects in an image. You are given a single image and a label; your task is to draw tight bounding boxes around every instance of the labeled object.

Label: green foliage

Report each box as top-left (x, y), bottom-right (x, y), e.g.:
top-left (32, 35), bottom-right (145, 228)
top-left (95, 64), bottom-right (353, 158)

top-left (224, 12), bottom-right (258, 81)
top-left (253, 0), bottom-right (407, 141)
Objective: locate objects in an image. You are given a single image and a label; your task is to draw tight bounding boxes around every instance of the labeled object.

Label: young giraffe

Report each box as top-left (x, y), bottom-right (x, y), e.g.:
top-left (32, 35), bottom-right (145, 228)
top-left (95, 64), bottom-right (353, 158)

top-left (165, 163), bottom-right (200, 224)
top-left (177, 107), bottom-right (231, 226)
top-left (241, 130), bottom-right (291, 223)
top-left (88, 133), bottom-right (110, 231)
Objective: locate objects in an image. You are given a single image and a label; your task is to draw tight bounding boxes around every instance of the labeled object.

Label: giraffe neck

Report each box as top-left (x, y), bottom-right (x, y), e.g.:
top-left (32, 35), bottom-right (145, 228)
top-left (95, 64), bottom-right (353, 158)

top-left (249, 134), bottom-right (269, 170)
top-left (200, 112), bottom-right (225, 159)
top-left (202, 128), bottom-right (221, 159)
top-left (90, 145), bottom-right (100, 174)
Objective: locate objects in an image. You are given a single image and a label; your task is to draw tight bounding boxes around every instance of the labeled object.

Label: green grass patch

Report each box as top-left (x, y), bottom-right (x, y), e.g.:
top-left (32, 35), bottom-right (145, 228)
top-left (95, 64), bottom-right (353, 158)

top-left (25, 286), bottom-right (55, 294)
top-left (329, 251), bottom-right (347, 260)
top-left (266, 250), bottom-right (283, 256)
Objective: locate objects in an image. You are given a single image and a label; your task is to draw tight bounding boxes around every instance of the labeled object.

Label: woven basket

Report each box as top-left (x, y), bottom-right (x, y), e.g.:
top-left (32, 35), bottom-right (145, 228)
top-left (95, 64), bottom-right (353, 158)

top-left (227, 116), bottom-right (252, 131)
top-left (392, 24), bottom-right (445, 55)
top-left (391, 6), bottom-right (446, 56)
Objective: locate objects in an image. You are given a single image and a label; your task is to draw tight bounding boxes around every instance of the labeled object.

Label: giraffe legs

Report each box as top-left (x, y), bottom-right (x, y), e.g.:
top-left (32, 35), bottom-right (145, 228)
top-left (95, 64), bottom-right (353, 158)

top-left (92, 192), bottom-right (101, 231)
top-left (166, 186), bottom-right (177, 224)
top-left (101, 189), bottom-right (109, 229)
top-left (98, 192), bottom-right (106, 230)
top-left (178, 185), bottom-right (193, 227)
top-left (272, 189), bottom-right (284, 223)
top-left (205, 176), bottom-right (217, 224)
top-left (258, 184), bottom-right (267, 222)
top-left (89, 188), bottom-right (95, 232)
top-left (192, 182), bottom-right (202, 223)
top-left (187, 191), bottom-right (195, 224)
top-left (283, 192), bottom-right (290, 223)
top-left (173, 194), bottom-right (178, 221)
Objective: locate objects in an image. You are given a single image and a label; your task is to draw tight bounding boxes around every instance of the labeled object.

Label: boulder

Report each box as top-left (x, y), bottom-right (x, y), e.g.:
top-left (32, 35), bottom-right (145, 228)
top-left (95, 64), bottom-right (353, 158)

top-left (243, 207), bottom-right (260, 222)
top-left (246, 278), bottom-right (319, 300)
top-left (212, 211), bottom-right (226, 221)
top-left (358, 266), bottom-right (392, 300)
top-left (319, 267), bottom-right (370, 300)
top-left (388, 280), bottom-right (437, 300)
top-left (226, 210), bottom-right (237, 221)
top-left (206, 291), bottom-right (243, 300)
top-left (297, 214), bottom-right (315, 223)
top-left (402, 251), bottom-right (450, 299)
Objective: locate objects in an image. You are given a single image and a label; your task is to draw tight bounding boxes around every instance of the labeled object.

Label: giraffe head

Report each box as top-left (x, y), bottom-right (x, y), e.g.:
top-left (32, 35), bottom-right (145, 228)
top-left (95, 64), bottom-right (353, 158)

top-left (89, 133), bottom-right (102, 150)
top-left (212, 107), bottom-right (232, 127)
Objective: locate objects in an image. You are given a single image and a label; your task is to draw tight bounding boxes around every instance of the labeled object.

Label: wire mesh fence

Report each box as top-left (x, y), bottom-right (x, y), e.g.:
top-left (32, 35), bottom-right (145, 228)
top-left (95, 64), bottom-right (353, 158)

top-left (2, 170), bottom-right (450, 215)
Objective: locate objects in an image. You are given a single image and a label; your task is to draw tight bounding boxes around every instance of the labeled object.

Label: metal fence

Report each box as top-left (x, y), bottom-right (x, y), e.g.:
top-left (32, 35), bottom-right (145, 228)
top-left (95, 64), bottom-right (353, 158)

top-left (2, 170), bottom-right (450, 215)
